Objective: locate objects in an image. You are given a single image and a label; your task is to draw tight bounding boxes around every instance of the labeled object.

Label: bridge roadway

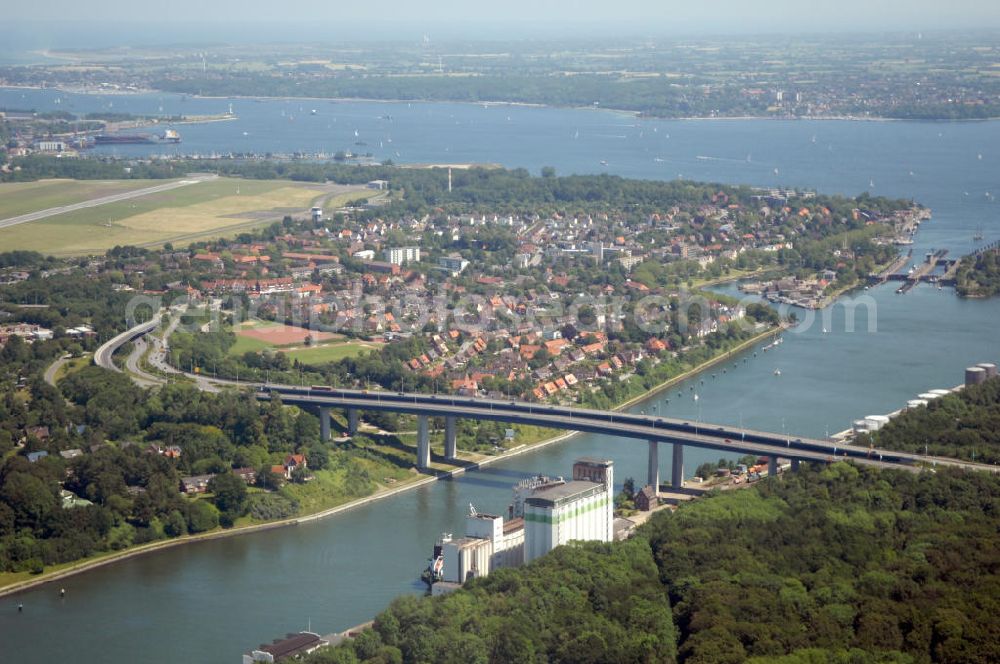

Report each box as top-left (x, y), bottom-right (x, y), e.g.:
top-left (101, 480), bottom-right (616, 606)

top-left (259, 385), bottom-right (997, 488)
top-left (93, 314), bottom-right (999, 488)
top-left (94, 315), bottom-right (162, 375)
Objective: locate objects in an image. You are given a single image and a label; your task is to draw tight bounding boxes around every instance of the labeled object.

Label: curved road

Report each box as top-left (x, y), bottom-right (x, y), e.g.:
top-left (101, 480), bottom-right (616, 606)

top-left (94, 314), bottom-right (162, 379)
top-left (124, 336), bottom-right (166, 388)
top-left (96, 307), bottom-right (222, 392)
top-left (43, 354), bottom-right (71, 386)
top-left (0, 175), bottom-right (218, 230)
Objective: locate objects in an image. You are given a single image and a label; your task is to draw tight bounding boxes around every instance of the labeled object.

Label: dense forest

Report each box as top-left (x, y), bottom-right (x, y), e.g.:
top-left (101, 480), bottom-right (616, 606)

top-left (858, 376), bottom-right (1000, 465)
top-left (955, 250), bottom-right (1000, 298)
top-left (0, 362), bottom-right (344, 573)
top-left (301, 464), bottom-right (1000, 664)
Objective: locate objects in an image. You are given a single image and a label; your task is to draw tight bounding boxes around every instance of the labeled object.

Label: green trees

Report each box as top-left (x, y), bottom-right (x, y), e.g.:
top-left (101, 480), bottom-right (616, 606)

top-left (302, 537), bottom-right (677, 664)
top-left (956, 250), bottom-right (1000, 298)
top-left (0, 472), bottom-right (58, 528)
top-left (861, 376), bottom-right (1000, 463)
top-left (0, 352), bottom-right (326, 571)
top-left (207, 472), bottom-right (248, 523)
top-left (185, 500), bottom-right (220, 533)
top-left (646, 465), bottom-right (1000, 664)
top-left (300, 463), bottom-right (1000, 664)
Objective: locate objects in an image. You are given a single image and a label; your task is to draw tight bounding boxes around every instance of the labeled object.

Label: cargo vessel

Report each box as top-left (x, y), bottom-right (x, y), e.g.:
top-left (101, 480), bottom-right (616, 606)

top-left (93, 129), bottom-right (181, 145)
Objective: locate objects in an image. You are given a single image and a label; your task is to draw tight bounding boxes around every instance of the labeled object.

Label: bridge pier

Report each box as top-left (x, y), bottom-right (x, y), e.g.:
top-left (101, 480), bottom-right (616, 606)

top-left (346, 408), bottom-right (359, 436)
top-left (319, 407), bottom-right (331, 442)
top-left (647, 440), bottom-right (659, 491)
top-left (768, 456), bottom-right (779, 477)
top-left (416, 415), bottom-right (430, 470)
top-left (444, 416), bottom-right (457, 460)
top-left (671, 443), bottom-right (684, 489)
top-left (791, 458), bottom-right (800, 473)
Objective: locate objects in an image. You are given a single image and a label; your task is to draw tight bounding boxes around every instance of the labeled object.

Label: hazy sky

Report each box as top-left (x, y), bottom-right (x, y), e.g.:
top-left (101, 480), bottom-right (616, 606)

top-left (8, 1), bottom-right (1000, 36)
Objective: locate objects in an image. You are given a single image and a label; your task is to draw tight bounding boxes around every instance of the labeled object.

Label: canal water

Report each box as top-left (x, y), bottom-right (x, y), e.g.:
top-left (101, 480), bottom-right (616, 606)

top-left (1, 87), bottom-right (999, 663)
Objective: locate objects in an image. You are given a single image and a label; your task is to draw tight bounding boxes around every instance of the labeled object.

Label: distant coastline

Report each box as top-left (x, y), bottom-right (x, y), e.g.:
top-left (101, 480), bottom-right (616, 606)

top-left (4, 84), bottom-right (999, 123)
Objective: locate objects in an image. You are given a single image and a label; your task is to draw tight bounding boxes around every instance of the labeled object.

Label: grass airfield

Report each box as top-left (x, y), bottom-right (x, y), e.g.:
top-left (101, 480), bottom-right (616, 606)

top-left (0, 178), bottom-right (366, 255)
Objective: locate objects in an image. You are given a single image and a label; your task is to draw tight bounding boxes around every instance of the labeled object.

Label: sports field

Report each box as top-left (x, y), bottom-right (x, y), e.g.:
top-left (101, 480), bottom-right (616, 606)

top-left (234, 321), bottom-right (340, 346)
top-left (0, 178), bottom-right (367, 256)
top-left (283, 341), bottom-right (380, 364)
top-left (230, 321), bottom-right (377, 363)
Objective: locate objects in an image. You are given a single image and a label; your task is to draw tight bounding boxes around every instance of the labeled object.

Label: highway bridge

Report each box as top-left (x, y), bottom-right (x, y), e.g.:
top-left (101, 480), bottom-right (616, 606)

top-left (96, 311), bottom-right (999, 490)
top-left (257, 385), bottom-right (997, 489)
top-left (94, 315), bottom-right (162, 376)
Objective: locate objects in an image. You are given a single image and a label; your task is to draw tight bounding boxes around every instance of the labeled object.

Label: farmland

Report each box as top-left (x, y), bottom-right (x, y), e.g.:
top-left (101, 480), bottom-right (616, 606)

top-left (0, 178), bottom-right (367, 256)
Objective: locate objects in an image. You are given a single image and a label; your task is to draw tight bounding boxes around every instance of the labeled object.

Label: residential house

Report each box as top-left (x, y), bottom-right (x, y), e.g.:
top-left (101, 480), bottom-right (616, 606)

top-left (635, 485), bottom-right (658, 511)
top-left (234, 468), bottom-right (258, 484)
top-left (282, 454), bottom-right (307, 479)
top-left (181, 474), bottom-right (214, 494)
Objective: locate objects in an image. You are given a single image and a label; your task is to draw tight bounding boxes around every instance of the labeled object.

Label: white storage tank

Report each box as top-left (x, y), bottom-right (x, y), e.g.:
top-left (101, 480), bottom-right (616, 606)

top-left (976, 363), bottom-right (998, 379)
top-left (864, 415), bottom-right (891, 431)
top-left (853, 419), bottom-right (871, 434)
top-left (906, 399), bottom-right (927, 409)
top-left (966, 366), bottom-right (987, 386)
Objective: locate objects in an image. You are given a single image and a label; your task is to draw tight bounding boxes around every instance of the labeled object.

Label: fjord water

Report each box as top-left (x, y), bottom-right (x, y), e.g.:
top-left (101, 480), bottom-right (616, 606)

top-left (1, 88), bottom-right (999, 663)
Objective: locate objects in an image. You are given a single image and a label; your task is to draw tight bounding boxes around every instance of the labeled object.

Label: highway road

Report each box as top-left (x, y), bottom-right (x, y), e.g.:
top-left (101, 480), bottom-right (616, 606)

top-left (0, 174), bottom-right (217, 230)
top-left (124, 336), bottom-right (166, 388)
top-left (96, 307), bottom-right (224, 392)
top-left (150, 314), bottom-right (222, 392)
top-left (93, 315), bottom-right (162, 375)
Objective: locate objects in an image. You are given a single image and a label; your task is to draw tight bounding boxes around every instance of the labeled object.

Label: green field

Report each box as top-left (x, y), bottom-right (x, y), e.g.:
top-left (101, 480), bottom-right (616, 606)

top-left (229, 334), bottom-right (277, 356)
top-left (0, 179), bottom-right (367, 256)
top-left (53, 355), bottom-right (92, 383)
top-left (0, 179), bottom-right (166, 220)
top-left (283, 342), bottom-right (377, 364)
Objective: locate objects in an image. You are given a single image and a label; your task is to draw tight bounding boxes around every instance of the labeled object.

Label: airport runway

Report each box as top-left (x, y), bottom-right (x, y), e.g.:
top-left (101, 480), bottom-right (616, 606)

top-left (0, 174), bottom-right (217, 230)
